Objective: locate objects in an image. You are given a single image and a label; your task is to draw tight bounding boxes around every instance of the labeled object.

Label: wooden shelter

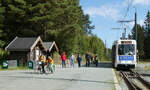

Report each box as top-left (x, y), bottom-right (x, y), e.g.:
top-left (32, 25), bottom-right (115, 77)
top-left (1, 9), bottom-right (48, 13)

top-left (44, 42), bottom-right (59, 59)
top-left (5, 36), bottom-right (46, 66)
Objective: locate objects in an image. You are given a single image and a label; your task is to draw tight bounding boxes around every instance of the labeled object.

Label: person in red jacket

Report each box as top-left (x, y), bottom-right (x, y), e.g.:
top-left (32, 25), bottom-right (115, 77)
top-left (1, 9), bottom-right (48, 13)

top-left (61, 52), bottom-right (67, 68)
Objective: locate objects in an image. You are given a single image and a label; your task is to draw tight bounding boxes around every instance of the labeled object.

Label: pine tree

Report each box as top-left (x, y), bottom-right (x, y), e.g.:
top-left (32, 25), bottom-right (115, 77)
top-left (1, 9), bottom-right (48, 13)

top-left (144, 11), bottom-right (150, 37)
top-left (131, 24), bottom-right (144, 58)
top-left (82, 14), bottom-right (95, 34)
top-left (144, 11), bottom-right (150, 58)
top-left (0, 0), bottom-right (104, 58)
top-left (0, 1), bottom-right (7, 60)
top-left (137, 25), bottom-right (144, 58)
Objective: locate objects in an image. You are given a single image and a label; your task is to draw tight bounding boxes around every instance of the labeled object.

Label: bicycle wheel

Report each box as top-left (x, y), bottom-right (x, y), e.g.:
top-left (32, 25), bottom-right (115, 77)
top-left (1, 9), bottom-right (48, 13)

top-left (53, 64), bottom-right (55, 72)
top-left (45, 65), bottom-right (50, 73)
top-left (37, 65), bottom-right (42, 74)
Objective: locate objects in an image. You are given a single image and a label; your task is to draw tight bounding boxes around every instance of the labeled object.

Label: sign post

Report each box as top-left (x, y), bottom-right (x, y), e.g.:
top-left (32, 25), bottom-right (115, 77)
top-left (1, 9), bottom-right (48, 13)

top-left (27, 61), bottom-right (33, 69)
top-left (2, 61), bottom-right (8, 69)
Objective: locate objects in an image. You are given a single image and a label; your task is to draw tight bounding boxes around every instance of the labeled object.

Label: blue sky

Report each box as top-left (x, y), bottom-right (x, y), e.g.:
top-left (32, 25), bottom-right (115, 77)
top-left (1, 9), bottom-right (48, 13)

top-left (80, 0), bottom-right (150, 48)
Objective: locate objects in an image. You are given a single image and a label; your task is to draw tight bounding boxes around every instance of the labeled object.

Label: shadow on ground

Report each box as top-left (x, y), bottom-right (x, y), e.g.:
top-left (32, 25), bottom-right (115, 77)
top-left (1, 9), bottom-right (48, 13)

top-left (0, 75), bottom-right (115, 84)
top-left (82, 62), bottom-right (112, 68)
top-left (19, 71), bottom-right (53, 75)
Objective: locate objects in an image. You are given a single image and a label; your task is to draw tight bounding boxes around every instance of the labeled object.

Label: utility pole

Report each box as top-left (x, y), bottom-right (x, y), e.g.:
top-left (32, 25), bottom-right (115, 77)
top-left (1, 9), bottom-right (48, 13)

top-left (135, 12), bottom-right (137, 42)
top-left (105, 40), bottom-right (107, 55)
top-left (122, 28), bottom-right (127, 39)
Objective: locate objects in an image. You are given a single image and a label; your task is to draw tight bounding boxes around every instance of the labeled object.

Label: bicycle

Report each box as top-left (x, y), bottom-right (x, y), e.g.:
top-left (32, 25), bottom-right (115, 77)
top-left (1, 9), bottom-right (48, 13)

top-left (34, 61), bottom-right (42, 74)
top-left (45, 63), bottom-right (55, 74)
top-left (45, 63), bottom-right (50, 73)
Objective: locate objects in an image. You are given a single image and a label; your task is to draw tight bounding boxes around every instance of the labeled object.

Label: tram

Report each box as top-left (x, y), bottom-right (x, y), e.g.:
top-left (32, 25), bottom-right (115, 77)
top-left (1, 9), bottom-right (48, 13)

top-left (112, 39), bottom-right (137, 69)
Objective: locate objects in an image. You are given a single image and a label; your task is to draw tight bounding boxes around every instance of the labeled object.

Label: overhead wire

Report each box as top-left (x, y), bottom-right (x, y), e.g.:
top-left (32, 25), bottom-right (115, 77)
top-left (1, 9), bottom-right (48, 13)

top-left (113, 0), bottom-right (133, 40)
top-left (120, 0), bottom-right (131, 27)
top-left (119, 0), bottom-right (133, 38)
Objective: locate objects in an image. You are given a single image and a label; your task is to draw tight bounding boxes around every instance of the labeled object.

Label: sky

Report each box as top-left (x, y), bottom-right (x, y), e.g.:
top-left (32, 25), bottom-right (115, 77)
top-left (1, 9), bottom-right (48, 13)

top-left (80, 0), bottom-right (150, 48)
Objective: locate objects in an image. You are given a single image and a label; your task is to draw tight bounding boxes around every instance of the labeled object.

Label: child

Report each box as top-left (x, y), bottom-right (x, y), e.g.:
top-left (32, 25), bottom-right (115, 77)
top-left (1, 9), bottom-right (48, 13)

top-left (47, 56), bottom-right (54, 73)
top-left (66, 59), bottom-right (70, 68)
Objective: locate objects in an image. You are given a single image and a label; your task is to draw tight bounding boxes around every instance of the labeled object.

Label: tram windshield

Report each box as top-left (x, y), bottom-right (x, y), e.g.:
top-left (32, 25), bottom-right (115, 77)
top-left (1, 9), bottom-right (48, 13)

top-left (118, 44), bottom-right (135, 55)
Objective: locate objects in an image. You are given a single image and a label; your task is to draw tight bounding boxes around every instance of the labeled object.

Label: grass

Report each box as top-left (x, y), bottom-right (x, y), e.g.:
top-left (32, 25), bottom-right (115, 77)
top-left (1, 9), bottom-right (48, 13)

top-left (0, 66), bottom-right (31, 71)
top-left (111, 69), bottom-right (120, 90)
top-left (144, 66), bottom-right (150, 70)
top-left (113, 69), bottom-right (121, 85)
top-left (112, 84), bottom-right (116, 90)
top-left (53, 52), bottom-right (62, 64)
top-left (0, 65), bottom-right (1, 70)
top-left (138, 59), bottom-right (150, 64)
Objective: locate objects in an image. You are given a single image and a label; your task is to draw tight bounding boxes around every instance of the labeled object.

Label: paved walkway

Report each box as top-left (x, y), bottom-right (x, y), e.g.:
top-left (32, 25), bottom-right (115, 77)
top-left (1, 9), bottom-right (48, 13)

top-left (0, 63), bottom-right (117, 90)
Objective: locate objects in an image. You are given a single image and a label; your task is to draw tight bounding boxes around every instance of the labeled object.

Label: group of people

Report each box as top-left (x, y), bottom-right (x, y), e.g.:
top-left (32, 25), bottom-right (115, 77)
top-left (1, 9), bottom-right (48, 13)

top-left (61, 52), bottom-right (99, 68)
top-left (61, 52), bottom-right (82, 68)
top-left (38, 53), bottom-right (54, 73)
top-left (85, 53), bottom-right (99, 67)
top-left (37, 52), bottom-right (99, 73)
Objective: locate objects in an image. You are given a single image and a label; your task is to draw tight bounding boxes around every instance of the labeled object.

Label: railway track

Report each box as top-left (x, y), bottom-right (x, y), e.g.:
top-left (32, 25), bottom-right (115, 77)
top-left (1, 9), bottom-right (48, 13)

top-left (120, 69), bottom-right (150, 90)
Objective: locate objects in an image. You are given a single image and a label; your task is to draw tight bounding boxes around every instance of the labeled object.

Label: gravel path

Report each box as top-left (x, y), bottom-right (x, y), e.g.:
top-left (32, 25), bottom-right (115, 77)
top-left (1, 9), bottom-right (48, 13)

top-left (0, 63), bottom-right (116, 90)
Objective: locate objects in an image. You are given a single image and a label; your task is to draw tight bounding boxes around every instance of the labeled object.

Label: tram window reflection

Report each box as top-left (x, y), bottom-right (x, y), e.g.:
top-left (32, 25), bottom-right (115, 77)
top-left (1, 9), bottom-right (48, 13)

top-left (118, 44), bottom-right (135, 55)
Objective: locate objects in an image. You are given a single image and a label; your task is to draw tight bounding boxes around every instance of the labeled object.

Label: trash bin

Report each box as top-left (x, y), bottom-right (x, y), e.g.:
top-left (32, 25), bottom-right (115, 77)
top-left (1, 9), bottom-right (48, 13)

top-left (2, 61), bottom-right (8, 69)
top-left (27, 61), bottom-right (33, 69)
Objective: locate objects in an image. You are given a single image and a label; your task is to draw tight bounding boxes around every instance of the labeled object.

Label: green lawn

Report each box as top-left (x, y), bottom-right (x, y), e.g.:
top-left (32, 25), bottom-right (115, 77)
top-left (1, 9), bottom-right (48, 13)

top-left (138, 59), bottom-right (150, 64)
top-left (0, 66), bottom-right (31, 71)
top-left (144, 66), bottom-right (150, 70)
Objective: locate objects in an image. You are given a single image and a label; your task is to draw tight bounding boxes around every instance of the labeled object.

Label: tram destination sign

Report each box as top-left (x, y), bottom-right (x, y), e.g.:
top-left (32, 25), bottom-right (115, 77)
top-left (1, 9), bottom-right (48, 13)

top-left (121, 41), bottom-right (132, 44)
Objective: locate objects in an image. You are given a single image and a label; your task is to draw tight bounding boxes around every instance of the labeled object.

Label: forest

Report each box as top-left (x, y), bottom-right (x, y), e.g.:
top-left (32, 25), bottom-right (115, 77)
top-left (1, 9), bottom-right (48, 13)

top-left (0, 0), bottom-right (106, 60)
top-left (130, 11), bottom-right (150, 60)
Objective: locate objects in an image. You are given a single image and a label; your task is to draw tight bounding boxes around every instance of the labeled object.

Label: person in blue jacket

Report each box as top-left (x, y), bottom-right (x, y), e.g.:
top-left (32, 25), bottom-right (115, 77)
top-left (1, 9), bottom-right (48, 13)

top-left (85, 53), bottom-right (91, 67)
top-left (77, 53), bottom-right (82, 67)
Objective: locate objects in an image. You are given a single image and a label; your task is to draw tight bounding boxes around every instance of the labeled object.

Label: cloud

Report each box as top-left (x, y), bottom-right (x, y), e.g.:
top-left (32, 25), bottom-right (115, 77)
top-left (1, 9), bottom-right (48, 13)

top-left (84, 0), bottom-right (150, 21)
top-left (129, 21), bottom-right (135, 28)
top-left (123, 0), bottom-right (150, 6)
top-left (132, 0), bottom-right (150, 5)
top-left (84, 5), bottom-right (120, 20)
top-left (139, 19), bottom-right (145, 25)
top-left (128, 19), bottom-right (144, 28)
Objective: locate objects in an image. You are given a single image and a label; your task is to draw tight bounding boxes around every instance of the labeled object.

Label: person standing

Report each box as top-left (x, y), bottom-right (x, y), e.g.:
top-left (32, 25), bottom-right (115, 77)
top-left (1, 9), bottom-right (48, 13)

top-left (85, 53), bottom-right (91, 67)
top-left (47, 56), bottom-right (54, 73)
top-left (61, 52), bottom-right (67, 68)
top-left (39, 53), bottom-right (46, 73)
top-left (70, 53), bottom-right (75, 68)
top-left (66, 59), bottom-right (70, 68)
top-left (77, 53), bottom-right (82, 67)
top-left (94, 55), bottom-right (99, 67)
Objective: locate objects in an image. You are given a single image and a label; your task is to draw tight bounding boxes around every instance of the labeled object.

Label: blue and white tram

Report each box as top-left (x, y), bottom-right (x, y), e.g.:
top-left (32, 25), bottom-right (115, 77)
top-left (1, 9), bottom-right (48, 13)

top-left (112, 40), bottom-right (137, 69)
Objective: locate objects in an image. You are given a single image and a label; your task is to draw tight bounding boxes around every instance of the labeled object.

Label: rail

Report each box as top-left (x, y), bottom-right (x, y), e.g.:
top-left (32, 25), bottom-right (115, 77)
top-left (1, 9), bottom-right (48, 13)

top-left (130, 70), bottom-right (150, 89)
top-left (120, 70), bottom-right (150, 90)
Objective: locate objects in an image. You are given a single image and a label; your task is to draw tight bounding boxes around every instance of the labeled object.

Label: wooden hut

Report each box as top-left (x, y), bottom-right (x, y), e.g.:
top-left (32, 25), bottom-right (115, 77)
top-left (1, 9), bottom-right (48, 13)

top-left (44, 42), bottom-right (59, 59)
top-left (5, 36), bottom-right (46, 66)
